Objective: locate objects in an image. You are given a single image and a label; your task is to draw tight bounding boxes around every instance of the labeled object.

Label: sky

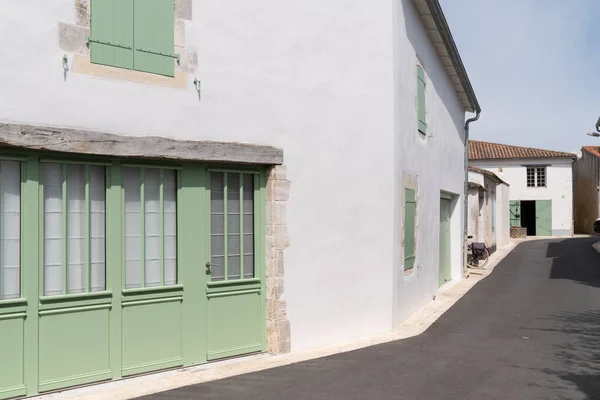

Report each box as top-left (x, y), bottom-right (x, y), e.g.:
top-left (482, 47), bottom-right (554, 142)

top-left (439, 0), bottom-right (600, 154)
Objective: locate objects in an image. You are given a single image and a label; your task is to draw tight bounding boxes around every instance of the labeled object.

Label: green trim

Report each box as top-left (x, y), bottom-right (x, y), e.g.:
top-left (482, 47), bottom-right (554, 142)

top-left (122, 284), bottom-right (183, 295)
top-left (0, 298), bottom-right (27, 308)
top-left (85, 165), bottom-right (90, 292)
top-left (206, 282), bottom-right (261, 295)
top-left (140, 168), bottom-right (146, 287)
top-left (0, 385), bottom-right (27, 398)
top-left (38, 370), bottom-right (112, 393)
top-left (223, 173), bottom-right (228, 280)
top-left (121, 163), bottom-right (182, 170)
top-left (40, 291), bottom-right (112, 303)
top-left (206, 277), bottom-right (260, 288)
top-left (0, 155), bottom-right (27, 162)
top-left (40, 159), bottom-right (112, 166)
top-left (206, 288), bottom-right (260, 298)
top-left (258, 172), bottom-right (267, 351)
top-left (160, 169), bottom-right (164, 286)
top-left (121, 296), bottom-right (182, 307)
top-left (61, 164), bottom-right (68, 294)
top-left (121, 357), bottom-right (183, 377)
top-left (206, 344), bottom-right (261, 361)
top-left (208, 168), bottom-right (260, 175)
top-left (239, 173), bottom-right (244, 279)
top-left (0, 312), bottom-right (26, 320)
top-left (38, 303), bottom-right (111, 316)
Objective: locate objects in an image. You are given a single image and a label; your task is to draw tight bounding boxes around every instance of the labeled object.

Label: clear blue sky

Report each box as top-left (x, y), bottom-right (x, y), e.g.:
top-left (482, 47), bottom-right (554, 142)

top-left (439, 0), bottom-right (600, 154)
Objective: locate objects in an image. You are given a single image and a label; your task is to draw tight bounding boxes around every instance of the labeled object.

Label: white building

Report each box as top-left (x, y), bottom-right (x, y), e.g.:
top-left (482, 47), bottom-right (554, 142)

top-left (469, 141), bottom-right (576, 237)
top-left (467, 167), bottom-right (510, 254)
top-left (0, 0), bottom-right (479, 397)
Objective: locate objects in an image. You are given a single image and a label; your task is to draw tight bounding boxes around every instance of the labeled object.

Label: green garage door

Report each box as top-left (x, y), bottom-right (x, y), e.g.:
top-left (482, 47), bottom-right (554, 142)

top-left (535, 200), bottom-right (552, 236)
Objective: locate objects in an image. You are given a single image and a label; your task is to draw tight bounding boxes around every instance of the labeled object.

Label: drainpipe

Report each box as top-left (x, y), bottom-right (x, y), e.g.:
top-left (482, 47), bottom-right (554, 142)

top-left (463, 110), bottom-right (481, 277)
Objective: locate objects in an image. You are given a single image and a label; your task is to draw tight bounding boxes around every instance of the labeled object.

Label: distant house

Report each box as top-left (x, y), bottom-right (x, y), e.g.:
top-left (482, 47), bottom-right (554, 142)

top-left (469, 141), bottom-right (576, 237)
top-left (467, 167), bottom-right (510, 253)
top-left (573, 146), bottom-right (600, 234)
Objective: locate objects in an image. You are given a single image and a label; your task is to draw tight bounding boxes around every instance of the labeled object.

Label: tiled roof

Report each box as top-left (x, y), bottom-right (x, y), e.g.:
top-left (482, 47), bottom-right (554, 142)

top-left (583, 146), bottom-right (600, 158)
top-left (469, 140), bottom-right (576, 160)
top-left (468, 166), bottom-right (508, 185)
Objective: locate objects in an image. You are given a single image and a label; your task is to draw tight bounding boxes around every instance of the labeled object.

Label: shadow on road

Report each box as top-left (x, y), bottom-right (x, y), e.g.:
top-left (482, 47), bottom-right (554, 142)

top-left (535, 310), bottom-right (600, 400)
top-left (547, 238), bottom-right (600, 288)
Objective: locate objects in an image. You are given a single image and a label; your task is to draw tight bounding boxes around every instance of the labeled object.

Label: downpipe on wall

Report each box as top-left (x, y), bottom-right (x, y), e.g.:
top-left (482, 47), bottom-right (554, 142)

top-left (463, 111), bottom-right (481, 277)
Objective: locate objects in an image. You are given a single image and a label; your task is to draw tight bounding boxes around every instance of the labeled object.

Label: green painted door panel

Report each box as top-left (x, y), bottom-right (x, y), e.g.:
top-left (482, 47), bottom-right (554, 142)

top-left (133, 0), bottom-right (175, 76)
top-left (206, 291), bottom-right (262, 360)
top-left (536, 200), bottom-right (552, 236)
top-left (90, 0), bottom-right (134, 70)
top-left (0, 317), bottom-right (25, 399)
top-left (38, 308), bottom-right (111, 392)
top-left (121, 300), bottom-right (183, 376)
top-left (417, 65), bottom-right (427, 134)
top-left (509, 200), bottom-right (521, 227)
top-left (439, 198), bottom-right (451, 287)
top-left (404, 189), bottom-right (416, 270)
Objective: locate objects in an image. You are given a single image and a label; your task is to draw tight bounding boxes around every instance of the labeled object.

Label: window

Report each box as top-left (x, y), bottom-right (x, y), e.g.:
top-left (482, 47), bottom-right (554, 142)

top-left (0, 161), bottom-right (21, 300)
top-left (124, 167), bottom-right (178, 289)
top-left (417, 64), bottom-right (427, 134)
top-left (43, 163), bottom-right (106, 296)
top-left (210, 172), bottom-right (255, 282)
top-left (526, 167), bottom-right (546, 188)
top-left (90, 0), bottom-right (176, 77)
top-left (404, 188), bottom-right (417, 271)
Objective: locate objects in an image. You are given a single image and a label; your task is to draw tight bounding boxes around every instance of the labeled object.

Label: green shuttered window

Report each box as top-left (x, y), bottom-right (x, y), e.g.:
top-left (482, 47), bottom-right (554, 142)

top-left (417, 65), bottom-right (427, 134)
top-left (404, 188), bottom-right (416, 271)
top-left (90, 0), bottom-right (176, 77)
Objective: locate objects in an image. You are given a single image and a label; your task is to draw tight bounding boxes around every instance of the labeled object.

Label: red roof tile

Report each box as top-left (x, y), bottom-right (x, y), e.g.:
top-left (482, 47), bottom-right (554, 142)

top-left (469, 140), bottom-right (576, 161)
top-left (583, 146), bottom-right (600, 158)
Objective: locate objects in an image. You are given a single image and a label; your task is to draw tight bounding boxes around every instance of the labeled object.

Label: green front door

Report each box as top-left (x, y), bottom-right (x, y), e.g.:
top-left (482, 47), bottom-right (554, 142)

top-left (205, 171), bottom-right (265, 361)
top-left (535, 200), bottom-right (552, 236)
top-left (439, 198), bottom-right (452, 287)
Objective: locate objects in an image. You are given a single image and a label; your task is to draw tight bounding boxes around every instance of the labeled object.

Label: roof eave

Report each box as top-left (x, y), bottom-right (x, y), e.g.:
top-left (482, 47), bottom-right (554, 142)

top-left (412, 0), bottom-right (481, 114)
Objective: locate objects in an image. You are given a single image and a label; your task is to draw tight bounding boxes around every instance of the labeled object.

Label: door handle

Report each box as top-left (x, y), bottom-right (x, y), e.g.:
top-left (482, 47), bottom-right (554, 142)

top-left (205, 262), bottom-right (219, 275)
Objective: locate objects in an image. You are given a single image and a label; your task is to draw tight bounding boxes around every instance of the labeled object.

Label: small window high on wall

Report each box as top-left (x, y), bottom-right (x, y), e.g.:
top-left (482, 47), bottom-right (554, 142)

top-left (526, 167), bottom-right (546, 188)
top-left (43, 163), bottom-right (106, 296)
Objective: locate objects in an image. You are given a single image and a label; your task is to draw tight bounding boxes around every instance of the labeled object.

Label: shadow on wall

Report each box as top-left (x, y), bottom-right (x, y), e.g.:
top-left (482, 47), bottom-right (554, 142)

top-left (401, 0), bottom-right (466, 142)
top-left (547, 238), bottom-right (600, 288)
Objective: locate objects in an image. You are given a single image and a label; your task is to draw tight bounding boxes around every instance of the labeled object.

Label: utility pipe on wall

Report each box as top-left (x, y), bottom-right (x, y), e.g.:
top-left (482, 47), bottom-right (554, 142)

top-left (463, 111), bottom-right (481, 276)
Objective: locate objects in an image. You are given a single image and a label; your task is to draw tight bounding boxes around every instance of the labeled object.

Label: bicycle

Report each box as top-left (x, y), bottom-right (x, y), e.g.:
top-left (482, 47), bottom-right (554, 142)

top-left (467, 235), bottom-right (490, 268)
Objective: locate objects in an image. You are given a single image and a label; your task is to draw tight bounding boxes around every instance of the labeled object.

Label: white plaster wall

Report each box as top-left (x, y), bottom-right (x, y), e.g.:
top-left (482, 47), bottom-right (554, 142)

top-left (392, 0), bottom-right (467, 325)
top-left (472, 159), bottom-right (574, 236)
top-left (0, 0), bottom-right (398, 351)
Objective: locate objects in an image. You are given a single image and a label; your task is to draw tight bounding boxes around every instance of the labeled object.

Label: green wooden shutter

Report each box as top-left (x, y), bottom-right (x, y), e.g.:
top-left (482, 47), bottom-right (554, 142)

top-left (90, 0), bottom-right (134, 70)
top-left (509, 200), bottom-right (521, 227)
top-left (133, 0), bottom-right (176, 77)
top-left (535, 200), bottom-right (552, 236)
top-left (417, 65), bottom-right (427, 134)
top-left (404, 189), bottom-right (416, 270)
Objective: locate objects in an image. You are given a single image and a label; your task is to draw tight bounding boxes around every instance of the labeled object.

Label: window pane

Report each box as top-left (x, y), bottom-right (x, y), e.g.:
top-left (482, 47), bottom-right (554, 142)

top-left (44, 164), bottom-right (64, 296)
top-left (67, 164), bottom-right (86, 294)
top-left (243, 174), bottom-right (254, 278)
top-left (144, 169), bottom-right (161, 287)
top-left (1, 161), bottom-right (20, 299)
top-left (90, 166), bottom-right (106, 292)
top-left (163, 170), bottom-right (177, 286)
top-left (124, 168), bottom-right (142, 289)
top-left (210, 173), bottom-right (225, 281)
top-left (537, 167), bottom-right (546, 187)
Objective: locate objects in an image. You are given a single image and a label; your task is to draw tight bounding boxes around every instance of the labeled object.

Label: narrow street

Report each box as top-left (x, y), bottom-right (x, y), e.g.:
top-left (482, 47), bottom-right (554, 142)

top-left (138, 238), bottom-right (600, 400)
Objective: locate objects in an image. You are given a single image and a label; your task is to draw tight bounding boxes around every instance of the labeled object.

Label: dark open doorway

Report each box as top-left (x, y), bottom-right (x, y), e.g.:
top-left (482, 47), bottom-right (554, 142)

top-left (521, 200), bottom-right (536, 236)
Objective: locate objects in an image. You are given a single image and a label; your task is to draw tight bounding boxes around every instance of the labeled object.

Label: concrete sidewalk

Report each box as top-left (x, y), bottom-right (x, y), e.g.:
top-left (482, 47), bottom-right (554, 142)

top-left (33, 241), bottom-right (519, 400)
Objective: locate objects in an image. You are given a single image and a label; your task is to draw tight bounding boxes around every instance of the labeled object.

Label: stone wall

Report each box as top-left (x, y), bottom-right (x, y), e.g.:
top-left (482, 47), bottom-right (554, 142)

top-left (510, 227), bottom-right (527, 239)
top-left (265, 165), bottom-right (291, 354)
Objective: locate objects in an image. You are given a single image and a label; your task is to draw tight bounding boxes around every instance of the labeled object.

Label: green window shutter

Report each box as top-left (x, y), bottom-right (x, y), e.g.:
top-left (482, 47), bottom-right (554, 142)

top-left (90, 0), bottom-right (134, 70)
top-left (133, 0), bottom-right (176, 77)
top-left (417, 65), bottom-right (427, 134)
top-left (509, 200), bottom-right (521, 227)
top-left (404, 188), bottom-right (416, 270)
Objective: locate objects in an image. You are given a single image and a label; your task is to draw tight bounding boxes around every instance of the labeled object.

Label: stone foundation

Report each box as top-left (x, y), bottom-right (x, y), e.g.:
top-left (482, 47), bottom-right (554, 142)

top-left (510, 227), bottom-right (527, 239)
top-left (265, 165), bottom-right (291, 354)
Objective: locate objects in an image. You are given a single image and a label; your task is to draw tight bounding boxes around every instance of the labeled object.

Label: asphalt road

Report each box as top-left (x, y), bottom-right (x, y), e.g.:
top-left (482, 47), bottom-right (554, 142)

top-left (138, 238), bottom-right (600, 400)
